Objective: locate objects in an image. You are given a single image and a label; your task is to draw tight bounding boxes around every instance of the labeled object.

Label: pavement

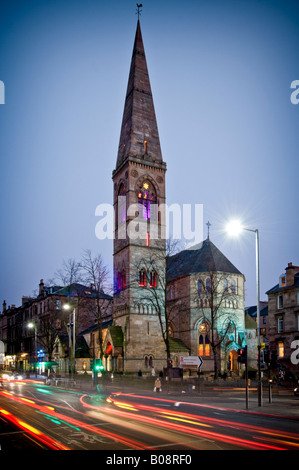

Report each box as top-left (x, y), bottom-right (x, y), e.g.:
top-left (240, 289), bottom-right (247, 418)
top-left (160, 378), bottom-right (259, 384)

top-left (32, 374), bottom-right (299, 421)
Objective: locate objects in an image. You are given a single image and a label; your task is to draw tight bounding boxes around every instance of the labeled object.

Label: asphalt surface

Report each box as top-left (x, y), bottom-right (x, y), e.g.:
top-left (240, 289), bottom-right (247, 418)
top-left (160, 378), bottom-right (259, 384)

top-left (40, 374), bottom-right (299, 420)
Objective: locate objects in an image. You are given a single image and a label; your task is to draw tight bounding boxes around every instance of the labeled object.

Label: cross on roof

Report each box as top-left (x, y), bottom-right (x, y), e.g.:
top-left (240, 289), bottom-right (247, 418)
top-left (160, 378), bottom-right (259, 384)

top-left (206, 221), bottom-right (211, 239)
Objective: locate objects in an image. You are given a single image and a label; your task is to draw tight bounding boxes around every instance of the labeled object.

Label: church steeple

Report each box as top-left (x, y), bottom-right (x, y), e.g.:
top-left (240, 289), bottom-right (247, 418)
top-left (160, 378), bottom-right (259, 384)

top-left (112, 18), bottom-right (167, 373)
top-left (115, 20), bottom-right (163, 170)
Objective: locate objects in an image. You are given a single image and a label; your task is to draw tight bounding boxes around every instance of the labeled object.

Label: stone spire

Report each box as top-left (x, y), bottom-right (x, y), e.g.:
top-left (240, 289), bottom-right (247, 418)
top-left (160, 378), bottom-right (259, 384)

top-left (115, 20), bottom-right (163, 170)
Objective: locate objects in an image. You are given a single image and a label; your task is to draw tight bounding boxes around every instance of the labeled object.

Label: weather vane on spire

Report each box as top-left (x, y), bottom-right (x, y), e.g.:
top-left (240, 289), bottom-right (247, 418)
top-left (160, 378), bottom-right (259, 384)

top-left (136, 3), bottom-right (143, 19)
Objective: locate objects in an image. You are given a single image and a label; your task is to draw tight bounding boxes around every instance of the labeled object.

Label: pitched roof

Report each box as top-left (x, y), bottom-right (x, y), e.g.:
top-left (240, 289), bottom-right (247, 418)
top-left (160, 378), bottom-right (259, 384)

top-left (245, 302), bottom-right (268, 318)
top-left (55, 283), bottom-right (112, 300)
top-left (168, 337), bottom-right (190, 353)
top-left (266, 272), bottom-right (299, 294)
top-left (167, 238), bottom-right (242, 282)
top-left (115, 20), bottom-right (163, 169)
top-left (107, 325), bottom-right (123, 348)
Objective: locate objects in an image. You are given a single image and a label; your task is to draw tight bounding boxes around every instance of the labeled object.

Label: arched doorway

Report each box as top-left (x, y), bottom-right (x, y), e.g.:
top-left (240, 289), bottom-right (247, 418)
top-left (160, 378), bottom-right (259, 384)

top-left (228, 350), bottom-right (238, 375)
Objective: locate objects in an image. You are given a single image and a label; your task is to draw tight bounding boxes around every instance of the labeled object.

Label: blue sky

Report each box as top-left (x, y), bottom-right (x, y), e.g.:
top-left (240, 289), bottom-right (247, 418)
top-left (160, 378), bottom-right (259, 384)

top-left (0, 0), bottom-right (298, 308)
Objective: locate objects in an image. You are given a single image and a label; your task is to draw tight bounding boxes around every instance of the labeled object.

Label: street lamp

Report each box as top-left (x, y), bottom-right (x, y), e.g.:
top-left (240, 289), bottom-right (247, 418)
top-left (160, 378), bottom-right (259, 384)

top-left (226, 219), bottom-right (262, 406)
top-left (63, 304), bottom-right (76, 377)
top-left (27, 322), bottom-right (37, 374)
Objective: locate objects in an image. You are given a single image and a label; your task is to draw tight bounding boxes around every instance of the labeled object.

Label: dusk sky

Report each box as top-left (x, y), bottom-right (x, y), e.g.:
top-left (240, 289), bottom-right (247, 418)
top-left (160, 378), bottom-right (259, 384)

top-left (0, 0), bottom-right (298, 309)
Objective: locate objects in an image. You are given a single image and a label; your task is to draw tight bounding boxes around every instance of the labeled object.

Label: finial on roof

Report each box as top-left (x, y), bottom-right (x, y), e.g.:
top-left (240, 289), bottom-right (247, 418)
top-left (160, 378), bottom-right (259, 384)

top-left (206, 221), bottom-right (211, 239)
top-left (136, 3), bottom-right (143, 19)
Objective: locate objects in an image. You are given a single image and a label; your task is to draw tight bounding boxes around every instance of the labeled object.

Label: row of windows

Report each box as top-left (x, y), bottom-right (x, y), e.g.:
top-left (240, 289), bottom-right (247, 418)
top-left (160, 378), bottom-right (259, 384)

top-left (197, 278), bottom-right (237, 294)
top-left (114, 269), bottom-right (157, 293)
top-left (139, 269), bottom-right (157, 288)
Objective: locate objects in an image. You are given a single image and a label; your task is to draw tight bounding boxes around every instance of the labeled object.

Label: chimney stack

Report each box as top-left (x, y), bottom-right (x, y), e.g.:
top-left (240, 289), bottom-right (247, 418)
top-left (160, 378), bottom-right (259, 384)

top-left (286, 262), bottom-right (299, 287)
top-left (39, 279), bottom-right (45, 296)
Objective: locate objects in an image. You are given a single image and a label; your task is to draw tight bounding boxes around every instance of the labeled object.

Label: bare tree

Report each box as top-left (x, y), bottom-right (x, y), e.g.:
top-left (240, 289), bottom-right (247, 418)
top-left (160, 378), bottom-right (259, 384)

top-left (38, 302), bottom-right (62, 362)
top-left (80, 249), bottom-right (112, 360)
top-left (193, 269), bottom-right (240, 378)
top-left (54, 257), bottom-right (83, 286)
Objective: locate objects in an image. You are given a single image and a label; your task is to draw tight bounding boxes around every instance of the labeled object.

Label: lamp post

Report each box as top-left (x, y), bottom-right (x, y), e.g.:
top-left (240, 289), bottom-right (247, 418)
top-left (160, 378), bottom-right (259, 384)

top-left (226, 220), bottom-right (262, 406)
top-left (27, 322), bottom-right (37, 375)
top-left (63, 304), bottom-right (76, 377)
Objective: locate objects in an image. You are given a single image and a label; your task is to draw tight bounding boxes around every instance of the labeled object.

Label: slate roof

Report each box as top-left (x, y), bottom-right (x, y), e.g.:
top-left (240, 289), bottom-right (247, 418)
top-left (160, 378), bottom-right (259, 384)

top-left (266, 273), bottom-right (299, 295)
top-left (245, 302), bottom-right (268, 318)
top-left (168, 337), bottom-right (190, 353)
top-left (55, 283), bottom-right (113, 301)
top-left (167, 239), bottom-right (242, 282)
top-left (107, 325), bottom-right (123, 348)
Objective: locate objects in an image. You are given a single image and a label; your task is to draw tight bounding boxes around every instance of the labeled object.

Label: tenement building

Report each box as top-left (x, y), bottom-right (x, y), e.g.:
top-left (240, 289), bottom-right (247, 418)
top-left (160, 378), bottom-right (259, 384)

top-left (266, 262), bottom-right (299, 378)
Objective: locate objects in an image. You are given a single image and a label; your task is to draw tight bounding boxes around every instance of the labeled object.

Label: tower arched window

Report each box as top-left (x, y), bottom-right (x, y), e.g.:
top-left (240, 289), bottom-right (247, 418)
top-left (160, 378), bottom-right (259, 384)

top-left (197, 279), bottom-right (203, 293)
top-left (206, 277), bottom-right (211, 293)
top-left (139, 269), bottom-right (147, 287)
top-left (115, 268), bottom-right (126, 293)
top-left (150, 271), bottom-right (157, 288)
top-left (137, 180), bottom-right (156, 220)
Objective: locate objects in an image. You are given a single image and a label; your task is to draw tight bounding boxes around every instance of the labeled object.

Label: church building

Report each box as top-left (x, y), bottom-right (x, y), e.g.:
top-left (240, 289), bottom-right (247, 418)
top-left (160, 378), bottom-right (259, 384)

top-left (103, 19), bottom-right (246, 376)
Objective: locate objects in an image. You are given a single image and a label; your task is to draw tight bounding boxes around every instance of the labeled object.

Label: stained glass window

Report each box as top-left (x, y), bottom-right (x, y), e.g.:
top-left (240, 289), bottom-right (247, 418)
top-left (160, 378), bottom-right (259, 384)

top-left (137, 180), bottom-right (156, 220)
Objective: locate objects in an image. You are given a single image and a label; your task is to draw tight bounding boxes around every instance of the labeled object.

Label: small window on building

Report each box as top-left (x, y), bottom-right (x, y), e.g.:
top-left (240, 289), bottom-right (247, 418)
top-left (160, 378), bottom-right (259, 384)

top-left (231, 279), bottom-right (236, 294)
top-left (278, 317), bottom-right (284, 333)
top-left (278, 341), bottom-right (284, 358)
top-left (279, 275), bottom-right (286, 287)
top-left (223, 279), bottom-right (228, 292)
top-left (278, 295), bottom-right (283, 309)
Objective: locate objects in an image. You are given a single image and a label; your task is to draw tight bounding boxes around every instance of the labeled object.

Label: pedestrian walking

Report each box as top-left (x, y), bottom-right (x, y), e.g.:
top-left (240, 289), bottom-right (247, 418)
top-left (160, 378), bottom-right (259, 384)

top-left (154, 377), bottom-right (161, 392)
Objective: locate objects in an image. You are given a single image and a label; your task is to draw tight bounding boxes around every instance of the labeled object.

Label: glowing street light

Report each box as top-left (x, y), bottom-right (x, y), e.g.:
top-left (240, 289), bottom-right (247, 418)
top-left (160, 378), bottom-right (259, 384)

top-left (226, 220), bottom-right (262, 407)
top-left (225, 219), bottom-right (244, 237)
top-left (27, 322), bottom-right (37, 359)
top-left (63, 304), bottom-right (75, 377)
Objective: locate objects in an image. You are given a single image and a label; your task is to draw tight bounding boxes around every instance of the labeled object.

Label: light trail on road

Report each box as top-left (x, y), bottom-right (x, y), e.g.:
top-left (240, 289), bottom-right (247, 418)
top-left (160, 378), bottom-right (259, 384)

top-left (1, 380), bottom-right (298, 451)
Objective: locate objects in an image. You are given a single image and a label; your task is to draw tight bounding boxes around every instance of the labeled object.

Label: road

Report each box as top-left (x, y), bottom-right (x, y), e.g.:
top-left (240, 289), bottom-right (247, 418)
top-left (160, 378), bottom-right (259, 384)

top-left (0, 377), bottom-right (298, 452)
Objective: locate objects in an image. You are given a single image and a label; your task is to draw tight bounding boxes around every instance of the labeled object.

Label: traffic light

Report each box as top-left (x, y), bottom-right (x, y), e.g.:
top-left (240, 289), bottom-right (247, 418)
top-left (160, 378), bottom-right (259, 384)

top-left (92, 359), bottom-right (104, 373)
top-left (237, 347), bottom-right (247, 364)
